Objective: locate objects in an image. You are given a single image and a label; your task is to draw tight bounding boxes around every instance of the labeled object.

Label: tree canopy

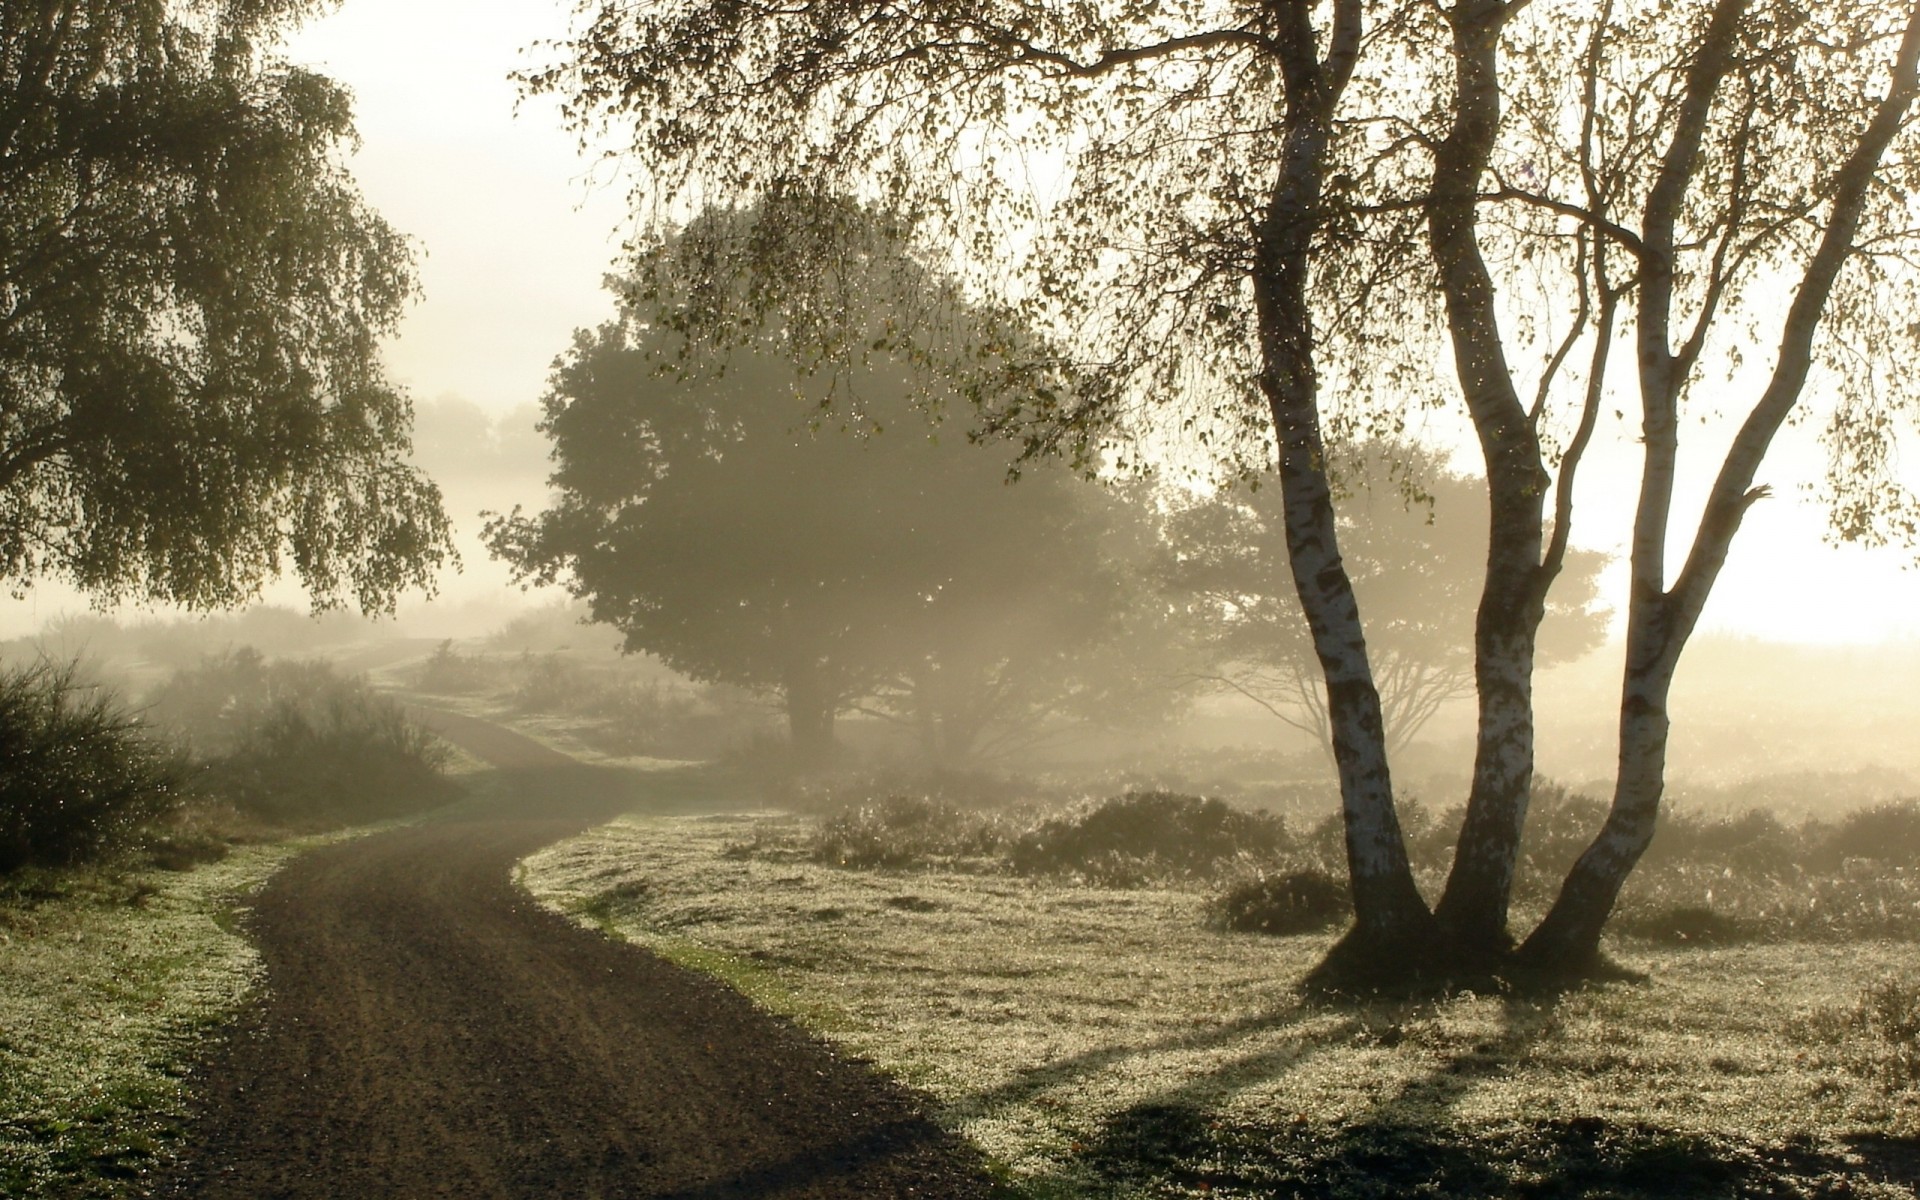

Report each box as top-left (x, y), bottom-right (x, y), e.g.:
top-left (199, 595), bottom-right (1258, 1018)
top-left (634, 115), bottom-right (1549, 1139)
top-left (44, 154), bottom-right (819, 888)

top-left (485, 241), bottom-right (1173, 768)
top-left (0, 0), bottom-right (450, 610)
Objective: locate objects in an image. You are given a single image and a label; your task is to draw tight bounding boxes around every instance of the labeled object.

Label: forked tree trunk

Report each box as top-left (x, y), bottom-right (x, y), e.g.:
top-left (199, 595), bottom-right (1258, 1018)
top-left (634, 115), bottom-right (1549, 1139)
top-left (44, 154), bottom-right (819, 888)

top-left (1424, 0), bottom-right (1556, 957)
top-left (1522, 0), bottom-right (1920, 970)
top-left (1258, 0), bottom-right (1436, 970)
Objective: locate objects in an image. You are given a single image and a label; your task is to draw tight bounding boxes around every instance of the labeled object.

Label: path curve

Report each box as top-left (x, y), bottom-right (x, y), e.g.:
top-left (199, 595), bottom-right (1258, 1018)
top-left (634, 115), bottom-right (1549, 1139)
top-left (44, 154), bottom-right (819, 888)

top-left (153, 712), bottom-right (995, 1199)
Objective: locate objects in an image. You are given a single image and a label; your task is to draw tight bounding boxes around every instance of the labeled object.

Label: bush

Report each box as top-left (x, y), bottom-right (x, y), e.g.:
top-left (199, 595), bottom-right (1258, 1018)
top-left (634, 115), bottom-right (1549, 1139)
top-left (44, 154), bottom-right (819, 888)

top-left (1212, 870), bottom-right (1349, 935)
top-left (414, 639), bottom-right (495, 694)
top-left (812, 795), bottom-right (1012, 868)
top-left (151, 649), bottom-right (457, 827)
top-left (0, 662), bottom-right (183, 873)
top-left (1010, 791), bottom-right (1289, 882)
top-left (510, 651), bottom-right (587, 713)
top-left (1818, 799), bottom-right (1920, 868)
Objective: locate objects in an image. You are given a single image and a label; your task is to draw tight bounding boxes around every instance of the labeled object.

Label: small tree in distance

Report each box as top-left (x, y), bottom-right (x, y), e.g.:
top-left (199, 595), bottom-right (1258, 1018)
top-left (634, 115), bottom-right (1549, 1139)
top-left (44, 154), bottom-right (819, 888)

top-left (1166, 444), bottom-right (1609, 765)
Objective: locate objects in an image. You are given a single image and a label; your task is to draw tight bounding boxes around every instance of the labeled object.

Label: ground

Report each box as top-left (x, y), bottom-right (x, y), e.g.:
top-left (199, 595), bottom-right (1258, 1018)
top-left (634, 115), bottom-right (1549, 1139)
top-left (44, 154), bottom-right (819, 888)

top-left (149, 712), bottom-right (996, 1199)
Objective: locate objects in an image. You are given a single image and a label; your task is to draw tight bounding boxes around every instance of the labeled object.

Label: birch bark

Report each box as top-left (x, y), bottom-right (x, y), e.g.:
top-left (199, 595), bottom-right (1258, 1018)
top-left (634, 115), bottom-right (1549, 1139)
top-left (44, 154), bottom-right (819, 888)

top-left (1523, 0), bottom-right (1920, 967)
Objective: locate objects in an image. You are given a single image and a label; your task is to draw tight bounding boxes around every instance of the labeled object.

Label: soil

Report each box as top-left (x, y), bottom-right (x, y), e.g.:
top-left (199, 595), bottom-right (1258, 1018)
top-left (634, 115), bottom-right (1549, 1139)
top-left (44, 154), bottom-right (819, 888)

top-left (150, 710), bottom-right (998, 1199)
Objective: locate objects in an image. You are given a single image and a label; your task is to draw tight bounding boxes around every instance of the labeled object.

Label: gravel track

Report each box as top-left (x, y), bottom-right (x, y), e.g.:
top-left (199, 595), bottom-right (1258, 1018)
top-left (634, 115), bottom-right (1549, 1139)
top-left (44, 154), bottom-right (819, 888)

top-left (151, 711), bottom-right (996, 1199)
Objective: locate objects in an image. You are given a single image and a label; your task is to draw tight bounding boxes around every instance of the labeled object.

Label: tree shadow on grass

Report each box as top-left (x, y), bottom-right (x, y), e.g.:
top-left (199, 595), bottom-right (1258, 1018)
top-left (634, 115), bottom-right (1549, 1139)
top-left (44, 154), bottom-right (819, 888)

top-left (1004, 985), bottom-right (1918, 1197)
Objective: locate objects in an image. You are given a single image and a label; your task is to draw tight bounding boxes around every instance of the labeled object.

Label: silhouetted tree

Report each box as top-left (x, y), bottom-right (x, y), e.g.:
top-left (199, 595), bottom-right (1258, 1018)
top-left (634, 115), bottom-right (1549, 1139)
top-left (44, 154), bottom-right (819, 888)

top-left (0, 0), bottom-right (449, 611)
top-left (485, 234), bottom-right (1172, 769)
top-left (1167, 445), bottom-right (1608, 763)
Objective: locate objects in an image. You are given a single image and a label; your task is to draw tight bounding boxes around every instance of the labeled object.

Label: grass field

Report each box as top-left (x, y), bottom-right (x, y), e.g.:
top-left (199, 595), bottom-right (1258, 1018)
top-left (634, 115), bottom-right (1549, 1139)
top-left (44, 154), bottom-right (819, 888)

top-left (0, 834), bottom-right (348, 1198)
top-left (523, 807), bottom-right (1920, 1198)
top-left (0, 758), bottom-right (483, 1199)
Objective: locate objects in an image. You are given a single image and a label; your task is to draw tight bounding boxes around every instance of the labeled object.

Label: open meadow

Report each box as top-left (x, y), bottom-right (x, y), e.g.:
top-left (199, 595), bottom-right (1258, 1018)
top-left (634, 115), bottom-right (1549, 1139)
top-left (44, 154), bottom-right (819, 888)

top-left (523, 793), bottom-right (1920, 1199)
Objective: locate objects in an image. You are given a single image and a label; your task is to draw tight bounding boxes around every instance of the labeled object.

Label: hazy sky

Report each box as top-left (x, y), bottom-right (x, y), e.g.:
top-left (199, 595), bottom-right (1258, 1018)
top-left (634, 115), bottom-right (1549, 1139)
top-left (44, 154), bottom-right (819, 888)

top-left (284, 0), bottom-right (1920, 647)
top-left (283, 0), bottom-right (629, 417)
top-left (2, 0), bottom-right (1916, 644)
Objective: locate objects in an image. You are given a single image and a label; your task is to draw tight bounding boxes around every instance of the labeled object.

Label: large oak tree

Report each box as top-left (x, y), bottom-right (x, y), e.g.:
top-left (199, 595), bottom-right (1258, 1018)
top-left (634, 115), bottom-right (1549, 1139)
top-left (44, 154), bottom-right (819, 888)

top-left (485, 230), bottom-right (1172, 769)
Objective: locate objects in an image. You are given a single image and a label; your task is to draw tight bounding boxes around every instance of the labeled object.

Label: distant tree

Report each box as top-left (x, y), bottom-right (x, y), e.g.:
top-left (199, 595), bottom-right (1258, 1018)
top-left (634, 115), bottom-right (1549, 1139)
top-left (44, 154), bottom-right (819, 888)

top-left (1168, 446), bottom-right (1608, 763)
top-left (485, 239), bottom-right (1172, 768)
top-left (0, 0), bottom-right (449, 611)
top-left (860, 477), bottom-right (1184, 766)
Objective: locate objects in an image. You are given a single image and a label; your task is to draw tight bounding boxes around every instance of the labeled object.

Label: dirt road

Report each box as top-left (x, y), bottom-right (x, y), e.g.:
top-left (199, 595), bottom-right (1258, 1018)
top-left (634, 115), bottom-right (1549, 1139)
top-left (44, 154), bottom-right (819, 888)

top-left (153, 712), bottom-right (996, 1199)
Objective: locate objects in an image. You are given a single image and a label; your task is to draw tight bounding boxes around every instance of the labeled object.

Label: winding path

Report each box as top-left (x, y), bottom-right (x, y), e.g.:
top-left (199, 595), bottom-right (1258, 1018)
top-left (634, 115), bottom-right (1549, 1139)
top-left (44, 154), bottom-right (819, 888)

top-left (153, 711), bottom-right (994, 1199)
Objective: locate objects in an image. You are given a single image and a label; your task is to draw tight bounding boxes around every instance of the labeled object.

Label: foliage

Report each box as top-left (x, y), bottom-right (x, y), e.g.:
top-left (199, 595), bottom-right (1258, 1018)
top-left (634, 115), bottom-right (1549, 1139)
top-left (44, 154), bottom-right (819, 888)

top-left (1008, 791), bottom-right (1289, 882)
top-left (148, 649), bottom-right (455, 827)
top-left (0, 661), bottom-right (182, 873)
top-left (0, 0), bottom-right (450, 610)
top-left (1166, 443), bottom-right (1608, 757)
top-left (811, 795), bottom-right (1014, 869)
top-left (485, 225), bottom-right (1178, 766)
top-left (1817, 799), bottom-right (1920, 868)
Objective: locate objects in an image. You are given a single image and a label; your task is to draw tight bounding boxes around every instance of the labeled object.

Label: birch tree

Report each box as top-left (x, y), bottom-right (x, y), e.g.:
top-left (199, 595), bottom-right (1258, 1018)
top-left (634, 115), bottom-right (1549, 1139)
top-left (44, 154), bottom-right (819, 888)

top-left (534, 0), bottom-right (1920, 981)
top-left (0, 0), bottom-right (451, 611)
top-left (1505, 0), bottom-right (1920, 965)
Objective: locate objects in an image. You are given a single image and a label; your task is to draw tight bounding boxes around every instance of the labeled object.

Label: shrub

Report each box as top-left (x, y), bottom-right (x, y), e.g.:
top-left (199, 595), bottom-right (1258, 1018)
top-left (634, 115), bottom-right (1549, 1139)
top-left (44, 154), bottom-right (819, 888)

top-left (151, 650), bottom-right (457, 828)
top-left (0, 661), bottom-right (183, 873)
top-left (206, 692), bottom-right (456, 826)
top-left (1645, 806), bottom-right (1799, 875)
top-left (414, 640), bottom-right (495, 694)
top-left (510, 651), bottom-right (587, 713)
top-left (1212, 870), bottom-right (1349, 935)
top-left (1818, 799), bottom-right (1920, 868)
top-left (578, 679), bottom-right (710, 757)
top-left (1515, 782), bottom-right (1610, 885)
top-left (812, 795), bottom-right (1011, 868)
top-left (1009, 791), bottom-right (1288, 882)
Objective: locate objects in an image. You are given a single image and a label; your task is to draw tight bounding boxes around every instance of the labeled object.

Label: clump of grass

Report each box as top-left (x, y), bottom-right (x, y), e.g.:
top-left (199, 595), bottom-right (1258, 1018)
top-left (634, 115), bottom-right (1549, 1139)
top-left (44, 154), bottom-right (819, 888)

top-left (1855, 977), bottom-right (1920, 1088)
top-left (1804, 975), bottom-right (1920, 1093)
top-left (0, 661), bottom-right (185, 874)
top-left (1010, 791), bottom-right (1290, 884)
